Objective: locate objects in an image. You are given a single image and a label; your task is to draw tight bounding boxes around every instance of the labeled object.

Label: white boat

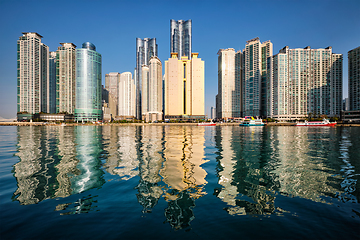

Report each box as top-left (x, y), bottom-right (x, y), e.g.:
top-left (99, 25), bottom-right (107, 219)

top-left (240, 118), bottom-right (264, 126)
top-left (197, 122), bottom-right (216, 126)
top-left (296, 119), bottom-right (336, 127)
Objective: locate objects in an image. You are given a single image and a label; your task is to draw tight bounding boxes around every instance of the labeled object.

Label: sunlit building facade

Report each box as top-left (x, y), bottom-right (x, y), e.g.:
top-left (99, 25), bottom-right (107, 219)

top-left (217, 48), bottom-right (242, 120)
top-left (118, 72), bottom-right (136, 118)
top-left (56, 43), bottom-right (76, 114)
top-left (142, 56), bottom-right (163, 122)
top-left (170, 19), bottom-right (192, 59)
top-left (135, 38), bottom-right (158, 119)
top-left (164, 53), bottom-right (204, 120)
top-left (75, 42), bottom-right (102, 122)
top-left (17, 32), bottom-right (49, 114)
top-left (243, 37), bottom-right (272, 118)
top-left (268, 46), bottom-right (343, 120)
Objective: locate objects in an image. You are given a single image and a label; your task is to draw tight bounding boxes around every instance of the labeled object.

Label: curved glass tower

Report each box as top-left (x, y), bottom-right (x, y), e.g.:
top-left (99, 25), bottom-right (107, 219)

top-left (170, 19), bottom-right (192, 59)
top-left (75, 42), bottom-right (102, 122)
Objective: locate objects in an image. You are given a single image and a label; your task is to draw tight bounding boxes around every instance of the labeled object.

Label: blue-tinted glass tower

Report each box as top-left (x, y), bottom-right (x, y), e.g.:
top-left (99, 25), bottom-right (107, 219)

top-left (170, 19), bottom-right (192, 59)
top-left (75, 42), bottom-right (102, 122)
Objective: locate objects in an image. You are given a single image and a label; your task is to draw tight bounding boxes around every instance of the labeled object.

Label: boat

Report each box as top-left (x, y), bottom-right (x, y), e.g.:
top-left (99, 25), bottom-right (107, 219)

top-left (296, 119), bottom-right (336, 126)
top-left (240, 117), bottom-right (264, 126)
top-left (197, 122), bottom-right (216, 126)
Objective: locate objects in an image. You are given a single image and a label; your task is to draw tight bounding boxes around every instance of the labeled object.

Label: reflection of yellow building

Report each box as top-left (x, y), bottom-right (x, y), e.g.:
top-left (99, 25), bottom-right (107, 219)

top-left (161, 126), bottom-right (207, 200)
top-left (165, 53), bottom-right (204, 120)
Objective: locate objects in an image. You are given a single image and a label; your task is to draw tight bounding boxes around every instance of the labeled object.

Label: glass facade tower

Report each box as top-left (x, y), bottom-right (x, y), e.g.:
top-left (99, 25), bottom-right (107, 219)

top-left (170, 19), bottom-right (192, 60)
top-left (135, 38), bottom-right (158, 119)
top-left (75, 42), bottom-right (102, 122)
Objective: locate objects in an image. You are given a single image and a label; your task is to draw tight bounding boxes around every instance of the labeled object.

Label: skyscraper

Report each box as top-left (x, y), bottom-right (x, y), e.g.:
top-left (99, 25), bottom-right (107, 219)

top-left (243, 37), bottom-right (272, 117)
top-left (135, 38), bottom-right (158, 119)
top-left (118, 72), bottom-right (136, 118)
top-left (105, 72), bottom-right (120, 118)
top-left (17, 32), bottom-right (49, 115)
top-left (164, 53), bottom-right (204, 120)
top-left (142, 56), bottom-right (163, 122)
top-left (268, 46), bottom-right (343, 120)
top-left (48, 51), bottom-right (57, 114)
top-left (56, 43), bottom-right (76, 114)
top-left (348, 46), bottom-right (360, 111)
top-left (217, 48), bottom-right (241, 120)
top-left (170, 19), bottom-right (192, 59)
top-left (75, 42), bottom-right (102, 122)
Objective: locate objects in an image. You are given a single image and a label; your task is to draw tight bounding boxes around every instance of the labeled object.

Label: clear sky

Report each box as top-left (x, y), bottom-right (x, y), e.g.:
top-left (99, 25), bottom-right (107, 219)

top-left (0, 0), bottom-right (359, 119)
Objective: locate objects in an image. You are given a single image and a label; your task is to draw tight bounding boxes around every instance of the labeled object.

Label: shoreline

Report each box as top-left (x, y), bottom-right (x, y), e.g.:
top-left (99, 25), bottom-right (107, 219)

top-left (1, 122), bottom-right (360, 127)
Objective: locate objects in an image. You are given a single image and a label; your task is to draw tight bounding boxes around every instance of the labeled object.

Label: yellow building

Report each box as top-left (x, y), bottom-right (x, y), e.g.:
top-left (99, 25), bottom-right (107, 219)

top-left (165, 52), bottom-right (205, 121)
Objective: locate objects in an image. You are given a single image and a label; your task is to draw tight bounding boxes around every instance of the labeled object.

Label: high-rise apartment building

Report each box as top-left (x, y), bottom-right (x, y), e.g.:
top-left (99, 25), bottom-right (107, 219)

top-left (217, 48), bottom-right (242, 120)
top-left (268, 46), bottom-right (343, 120)
top-left (48, 51), bottom-right (57, 114)
top-left (164, 53), bottom-right (204, 120)
top-left (135, 38), bottom-right (158, 119)
top-left (17, 32), bottom-right (49, 115)
top-left (142, 56), bottom-right (163, 122)
top-left (243, 37), bottom-right (272, 117)
top-left (75, 42), bottom-right (102, 122)
top-left (118, 72), bottom-right (136, 118)
top-left (105, 72), bottom-right (120, 118)
top-left (348, 46), bottom-right (360, 111)
top-left (56, 43), bottom-right (76, 114)
top-left (170, 19), bottom-right (192, 59)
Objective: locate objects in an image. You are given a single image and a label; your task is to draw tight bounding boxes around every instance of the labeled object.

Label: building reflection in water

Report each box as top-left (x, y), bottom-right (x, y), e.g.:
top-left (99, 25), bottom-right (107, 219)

top-left (70, 126), bottom-right (105, 194)
top-left (102, 126), bottom-right (138, 180)
top-left (135, 126), bottom-right (164, 213)
top-left (13, 126), bottom-right (105, 206)
top-left (214, 126), bottom-right (356, 217)
top-left (214, 126), bottom-right (277, 216)
top-left (161, 126), bottom-right (207, 229)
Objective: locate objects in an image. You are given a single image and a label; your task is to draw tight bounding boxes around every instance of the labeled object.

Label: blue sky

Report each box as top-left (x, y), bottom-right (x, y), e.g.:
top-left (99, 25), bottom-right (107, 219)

top-left (0, 0), bottom-right (359, 119)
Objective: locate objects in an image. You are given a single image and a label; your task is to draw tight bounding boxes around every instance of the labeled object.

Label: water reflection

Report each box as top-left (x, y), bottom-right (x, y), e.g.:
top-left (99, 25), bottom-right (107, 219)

top-left (11, 125), bottom-right (360, 223)
top-left (13, 126), bottom-right (105, 205)
top-left (136, 126), bottom-right (164, 213)
top-left (161, 126), bottom-right (207, 229)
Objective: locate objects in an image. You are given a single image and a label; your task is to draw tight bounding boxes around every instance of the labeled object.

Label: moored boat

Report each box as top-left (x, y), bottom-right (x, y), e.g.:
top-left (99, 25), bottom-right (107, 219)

top-left (296, 119), bottom-right (336, 126)
top-left (240, 117), bottom-right (264, 126)
top-left (197, 122), bottom-right (216, 126)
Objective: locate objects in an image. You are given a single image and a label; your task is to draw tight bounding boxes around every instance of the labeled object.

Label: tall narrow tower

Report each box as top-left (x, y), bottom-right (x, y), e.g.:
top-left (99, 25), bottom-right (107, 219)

top-left (17, 32), bottom-right (49, 115)
top-left (135, 38), bottom-right (158, 119)
top-left (75, 42), bottom-right (102, 122)
top-left (170, 19), bottom-right (192, 59)
top-left (56, 43), bottom-right (76, 114)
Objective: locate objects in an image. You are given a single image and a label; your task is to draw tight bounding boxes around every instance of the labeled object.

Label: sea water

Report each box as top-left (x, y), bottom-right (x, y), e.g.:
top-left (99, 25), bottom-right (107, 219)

top-left (0, 125), bottom-right (359, 239)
